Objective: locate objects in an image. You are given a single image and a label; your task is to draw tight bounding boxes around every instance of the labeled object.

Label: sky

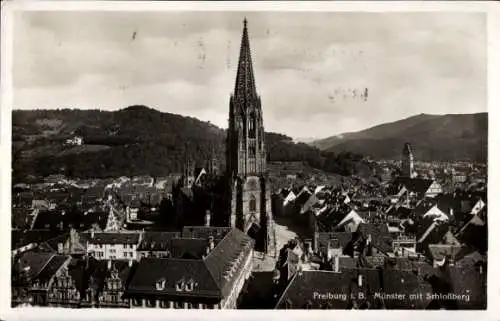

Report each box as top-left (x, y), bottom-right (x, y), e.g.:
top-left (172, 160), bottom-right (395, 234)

top-left (13, 11), bottom-right (486, 139)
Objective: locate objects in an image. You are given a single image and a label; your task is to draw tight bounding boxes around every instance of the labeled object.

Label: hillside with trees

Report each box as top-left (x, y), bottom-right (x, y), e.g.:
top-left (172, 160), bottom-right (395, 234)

top-left (311, 113), bottom-right (487, 162)
top-left (12, 106), bottom-right (371, 181)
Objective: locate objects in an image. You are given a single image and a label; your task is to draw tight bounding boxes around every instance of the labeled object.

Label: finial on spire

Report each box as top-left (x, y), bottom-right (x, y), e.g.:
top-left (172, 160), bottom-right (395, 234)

top-left (234, 16), bottom-right (256, 97)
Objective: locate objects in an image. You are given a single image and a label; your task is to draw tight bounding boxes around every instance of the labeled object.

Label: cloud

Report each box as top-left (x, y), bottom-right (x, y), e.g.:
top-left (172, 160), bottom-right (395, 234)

top-left (13, 11), bottom-right (486, 139)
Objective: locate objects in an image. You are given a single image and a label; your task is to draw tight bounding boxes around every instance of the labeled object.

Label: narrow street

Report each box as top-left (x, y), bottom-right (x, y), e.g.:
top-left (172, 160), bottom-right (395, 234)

top-left (239, 215), bottom-right (310, 308)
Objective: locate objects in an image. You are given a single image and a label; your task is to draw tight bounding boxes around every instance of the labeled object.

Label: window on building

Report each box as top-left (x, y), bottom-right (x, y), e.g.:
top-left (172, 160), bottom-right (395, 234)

top-left (132, 298), bottom-right (142, 307)
top-left (146, 299), bottom-right (156, 308)
top-left (249, 195), bottom-right (257, 212)
top-left (159, 300), bottom-right (169, 308)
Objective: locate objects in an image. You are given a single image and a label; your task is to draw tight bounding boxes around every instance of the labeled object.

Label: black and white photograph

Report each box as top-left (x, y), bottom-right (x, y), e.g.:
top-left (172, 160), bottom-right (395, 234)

top-left (2, 1), bottom-right (497, 317)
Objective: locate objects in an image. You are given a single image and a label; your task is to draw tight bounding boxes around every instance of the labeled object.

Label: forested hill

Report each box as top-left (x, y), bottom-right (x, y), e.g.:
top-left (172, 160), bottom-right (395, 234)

top-left (12, 106), bottom-right (370, 180)
top-left (311, 113), bottom-right (487, 162)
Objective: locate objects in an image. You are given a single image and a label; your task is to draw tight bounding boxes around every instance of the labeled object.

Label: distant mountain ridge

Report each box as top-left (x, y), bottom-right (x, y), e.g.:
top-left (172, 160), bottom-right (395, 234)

top-left (311, 113), bottom-right (487, 162)
top-left (13, 107), bottom-right (483, 181)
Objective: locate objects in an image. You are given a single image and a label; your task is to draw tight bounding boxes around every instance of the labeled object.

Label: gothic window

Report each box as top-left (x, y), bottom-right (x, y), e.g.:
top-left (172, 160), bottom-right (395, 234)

top-left (249, 195), bottom-right (257, 212)
top-left (249, 145), bottom-right (256, 157)
top-left (249, 113), bottom-right (257, 138)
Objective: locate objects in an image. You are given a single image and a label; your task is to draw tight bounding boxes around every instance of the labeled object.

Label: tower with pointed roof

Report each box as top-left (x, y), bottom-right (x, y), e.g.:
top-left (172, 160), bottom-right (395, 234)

top-left (401, 143), bottom-right (417, 178)
top-left (226, 18), bottom-right (274, 254)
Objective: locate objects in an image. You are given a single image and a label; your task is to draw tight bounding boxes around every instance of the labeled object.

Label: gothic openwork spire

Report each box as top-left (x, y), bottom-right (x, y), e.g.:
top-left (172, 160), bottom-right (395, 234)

top-left (234, 17), bottom-right (257, 98)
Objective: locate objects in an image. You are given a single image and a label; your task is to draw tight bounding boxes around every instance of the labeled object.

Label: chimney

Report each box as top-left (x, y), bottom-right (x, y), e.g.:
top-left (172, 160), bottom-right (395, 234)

top-left (366, 234), bottom-right (372, 245)
top-left (358, 274), bottom-right (363, 287)
top-left (334, 254), bottom-right (340, 273)
top-left (208, 236), bottom-right (215, 250)
top-left (204, 210), bottom-right (211, 227)
top-left (297, 265), bottom-right (303, 276)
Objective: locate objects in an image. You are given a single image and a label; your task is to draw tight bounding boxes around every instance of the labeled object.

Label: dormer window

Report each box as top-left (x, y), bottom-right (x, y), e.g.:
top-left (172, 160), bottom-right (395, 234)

top-left (185, 279), bottom-right (195, 292)
top-left (156, 278), bottom-right (166, 291)
top-left (176, 279), bottom-right (185, 291)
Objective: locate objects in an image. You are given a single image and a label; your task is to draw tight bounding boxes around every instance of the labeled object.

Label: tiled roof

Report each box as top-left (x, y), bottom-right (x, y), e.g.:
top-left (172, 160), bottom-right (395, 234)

top-left (412, 202), bottom-right (435, 218)
top-left (125, 258), bottom-right (221, 298)
top-left (339, 257), bottom-right (357, 269)
top-left (276, 269), bottom-right (383, 309)
top-left (44, 232), bottom-right (70, 252)
top-left (448, 265), bottom-right (486, 307)
top-left (32, 210), bottom-right (109, 231)
top-left (427, 264), bottom-right (487, 309)
top-left (316, 206), bottom-right (352, 232)
top-left (137, 232), bottom-right (181, 251)
top-left (12, 208), bottom-right (34, 229)
top-left (428, 244), bottom-right (463, 261)
top-left (317, 232), bottom-right (353, 254)
top-left (111, 260), bottom-right (134, 284)
top-left (14, 251), bottom-right (55, 280)
top-left (35, 255), bottom-right (70, 284)
top-left (182, 226), bottom-right (232, 239)
top-left (356, 223), bottom-right (393, 254)
top-left (442, 231), bottom-right (461, 246)
top-left (67, 257), bottom-right (110, 295)
top-left (203, 228), bottom-right (254, 297)
top-left (170, 238), bottom-right (213, 259)
top-left (381, 269), bottom-right (433, 309)
top-left (295, 189), bottom-right (313, 208)
top-left (11, 229), bottom-right (63, 250)
top-left (364, 256), bottom-right (386, 268)
top-left (393, 177), bottom-right (435, 195)
top-left (81, 232), bottom-right (141, 245)
top-left (386, 206), bottom-right (412, 218)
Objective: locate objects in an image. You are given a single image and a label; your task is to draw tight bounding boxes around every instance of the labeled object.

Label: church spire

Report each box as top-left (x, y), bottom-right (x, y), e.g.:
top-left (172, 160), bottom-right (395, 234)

top-left (234, 17), bottom-right (257, 98)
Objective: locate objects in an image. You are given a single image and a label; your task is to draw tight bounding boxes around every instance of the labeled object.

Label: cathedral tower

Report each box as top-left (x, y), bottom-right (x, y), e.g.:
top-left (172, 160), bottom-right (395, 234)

top-left (402, 143), bottom-right (417, 178)
top-left (226, 18), bottom-right (275, 254)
